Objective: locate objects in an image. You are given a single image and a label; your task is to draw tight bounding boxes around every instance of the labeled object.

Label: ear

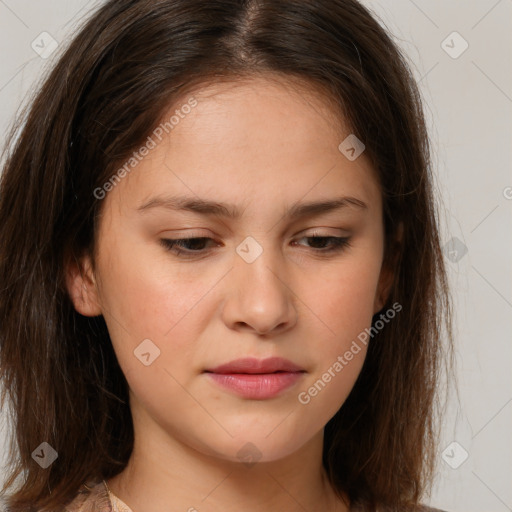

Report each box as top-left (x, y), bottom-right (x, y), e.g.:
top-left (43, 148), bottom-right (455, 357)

top-left (373, 221), bottom-right (403, 314)
top-left (64, 250), bottom-right (102, 317)
top-left (373, 263), bottom-right (394, 314)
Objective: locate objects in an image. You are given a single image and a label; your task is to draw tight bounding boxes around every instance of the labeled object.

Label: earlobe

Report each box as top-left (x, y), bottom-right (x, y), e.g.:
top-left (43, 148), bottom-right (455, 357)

top-left (64, 252), bottom-right (102, 317)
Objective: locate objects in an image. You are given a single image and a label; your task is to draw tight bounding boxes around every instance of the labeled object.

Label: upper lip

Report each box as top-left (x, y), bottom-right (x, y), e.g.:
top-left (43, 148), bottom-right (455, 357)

top-left (205, 357), bottom-right (305, 374)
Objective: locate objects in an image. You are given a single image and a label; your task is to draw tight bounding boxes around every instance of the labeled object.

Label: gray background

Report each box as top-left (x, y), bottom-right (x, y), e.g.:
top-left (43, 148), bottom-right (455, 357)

top-left (0, 1), bottom-right (511, 511)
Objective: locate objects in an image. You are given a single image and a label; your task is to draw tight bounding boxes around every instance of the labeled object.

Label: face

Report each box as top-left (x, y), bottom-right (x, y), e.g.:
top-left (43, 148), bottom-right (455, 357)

top-left (67, 76), bottom-right (393, 464)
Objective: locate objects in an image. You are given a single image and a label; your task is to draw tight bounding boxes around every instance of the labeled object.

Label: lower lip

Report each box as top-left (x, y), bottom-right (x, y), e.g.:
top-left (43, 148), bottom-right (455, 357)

top-left (205, 371), bottom-right (304, 399)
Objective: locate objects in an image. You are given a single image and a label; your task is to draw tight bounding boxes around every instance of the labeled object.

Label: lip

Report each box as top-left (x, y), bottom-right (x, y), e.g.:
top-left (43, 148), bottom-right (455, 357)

top-left (204, 357), bottom-right (306, 400)
top-left (205, 357), bottom-right (304, 374)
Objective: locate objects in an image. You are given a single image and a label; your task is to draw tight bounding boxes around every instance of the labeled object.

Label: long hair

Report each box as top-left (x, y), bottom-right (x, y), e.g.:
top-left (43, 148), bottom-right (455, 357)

top-left (0, 1), bottom-right (453, 510)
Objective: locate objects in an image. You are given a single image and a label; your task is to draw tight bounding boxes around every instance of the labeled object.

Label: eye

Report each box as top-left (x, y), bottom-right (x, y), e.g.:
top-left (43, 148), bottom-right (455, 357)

top-left (160, 234), bottom-right (351, 258)
top-left (160, 237), bottom-right (216, 257)
top-left (293, 235), bottom-right (352, 254)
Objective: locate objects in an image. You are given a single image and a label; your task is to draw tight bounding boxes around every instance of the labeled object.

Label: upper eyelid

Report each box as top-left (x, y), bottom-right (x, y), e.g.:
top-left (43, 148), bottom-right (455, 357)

top-left (161, 234), bottom-right (350, 252)
top-left (161, 226), bottom-right (350, 238)
top-left (161, 233), bottom-right (349, 250)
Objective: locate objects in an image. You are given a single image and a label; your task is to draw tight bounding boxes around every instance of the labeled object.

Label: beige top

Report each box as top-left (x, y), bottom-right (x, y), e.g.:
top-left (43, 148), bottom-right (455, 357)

top-left (65, 479), bottom-right (446, 512)
top-left (104, 481), bottom-right (133, 512)
top-left (64, 480), bottom-right (133, 512)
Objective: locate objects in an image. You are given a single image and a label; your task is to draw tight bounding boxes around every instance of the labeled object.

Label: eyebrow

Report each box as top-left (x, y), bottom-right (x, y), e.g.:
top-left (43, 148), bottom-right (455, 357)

top-left (136, 194), bottom-right (368, 219)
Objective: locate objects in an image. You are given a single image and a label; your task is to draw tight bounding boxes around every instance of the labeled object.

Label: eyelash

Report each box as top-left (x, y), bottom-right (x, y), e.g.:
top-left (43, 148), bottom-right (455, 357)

top-left (159, 234), bottom-right (352, 258)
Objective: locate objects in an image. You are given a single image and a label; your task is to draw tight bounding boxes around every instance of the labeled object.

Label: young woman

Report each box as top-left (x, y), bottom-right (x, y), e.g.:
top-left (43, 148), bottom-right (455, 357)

top-left (0, 1), bottom-right (453, 511)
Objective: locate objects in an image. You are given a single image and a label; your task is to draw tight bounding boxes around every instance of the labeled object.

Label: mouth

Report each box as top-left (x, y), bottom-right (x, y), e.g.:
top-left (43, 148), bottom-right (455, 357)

top-left (204, 357), bottom-right (306, 399)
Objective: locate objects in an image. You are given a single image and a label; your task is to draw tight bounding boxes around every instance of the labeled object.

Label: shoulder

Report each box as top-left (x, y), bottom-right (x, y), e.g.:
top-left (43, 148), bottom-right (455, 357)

top-left (1, 480), bottom-right (112, 512)
top-left (63, 479), bottom-right (112, 512)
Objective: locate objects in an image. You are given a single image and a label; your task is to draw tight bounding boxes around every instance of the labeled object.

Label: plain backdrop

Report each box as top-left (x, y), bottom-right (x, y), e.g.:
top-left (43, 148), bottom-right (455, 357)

top-left (0, 1), bottom-right (511, 511)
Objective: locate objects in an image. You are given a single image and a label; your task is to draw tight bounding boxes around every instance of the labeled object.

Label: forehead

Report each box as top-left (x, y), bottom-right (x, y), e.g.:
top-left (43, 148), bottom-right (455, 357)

top-left (168, 75), bottom-right (347, 151)
top-left (101, 75), bottom-right (381, 221)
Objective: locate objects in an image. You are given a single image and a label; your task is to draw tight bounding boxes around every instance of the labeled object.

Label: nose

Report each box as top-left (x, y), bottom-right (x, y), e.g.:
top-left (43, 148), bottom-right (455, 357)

top-left (221, 244), bottom-right (298, 336)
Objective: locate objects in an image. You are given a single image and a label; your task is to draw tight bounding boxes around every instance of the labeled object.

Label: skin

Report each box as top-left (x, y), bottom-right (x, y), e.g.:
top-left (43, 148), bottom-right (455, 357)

top-left (66, 75), bottom-right (396, 512)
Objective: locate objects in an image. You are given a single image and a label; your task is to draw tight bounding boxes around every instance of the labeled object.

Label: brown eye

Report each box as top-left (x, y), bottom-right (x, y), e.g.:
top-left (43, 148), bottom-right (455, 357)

top-left (293, 236), bottom-right (351, 253)
top-left (160, 237), bottom-right (217, 257)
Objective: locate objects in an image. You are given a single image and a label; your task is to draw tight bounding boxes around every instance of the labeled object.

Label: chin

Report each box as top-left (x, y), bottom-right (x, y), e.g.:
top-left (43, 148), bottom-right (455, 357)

top-left (204, 433), bottom-right (308, 466)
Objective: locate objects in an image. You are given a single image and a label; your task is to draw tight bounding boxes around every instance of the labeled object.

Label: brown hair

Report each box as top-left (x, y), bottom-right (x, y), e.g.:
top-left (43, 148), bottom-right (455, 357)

top-left (0, 0), bottom-right (453, 510)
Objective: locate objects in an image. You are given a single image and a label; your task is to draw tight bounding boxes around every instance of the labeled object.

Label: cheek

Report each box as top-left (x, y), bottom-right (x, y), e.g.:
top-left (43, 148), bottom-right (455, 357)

top-left (295, 267), bottom-right (374, 421)
top-left (96, 238), bottom-right (219, 372)
top-left (296, 251), bottom-right (381, 410)
top-left (294, 342), bottom-right (367, 438)
top-left (308, 257), bottom-right (382, 336)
